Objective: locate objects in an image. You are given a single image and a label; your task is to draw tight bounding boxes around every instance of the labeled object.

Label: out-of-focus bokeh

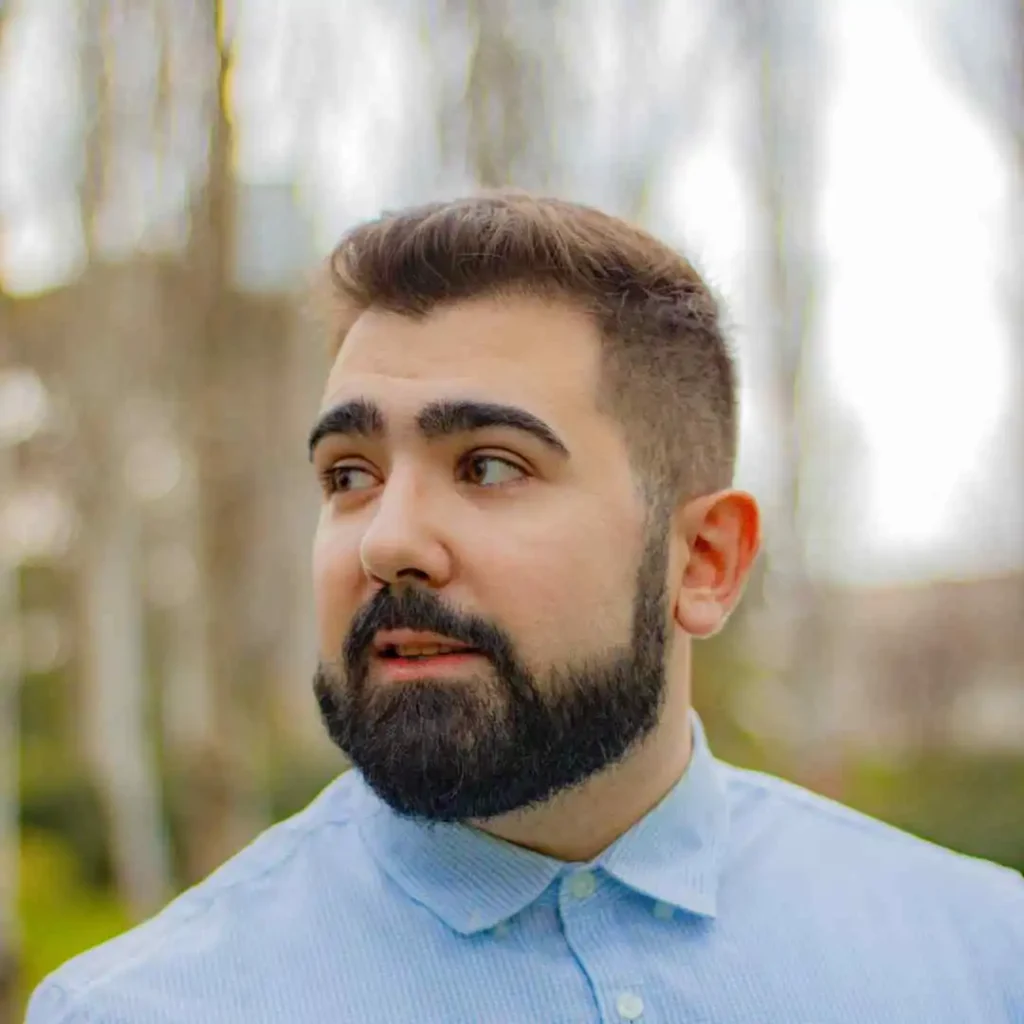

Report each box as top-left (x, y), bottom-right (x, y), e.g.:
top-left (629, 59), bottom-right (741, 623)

top-left (1, 0), bottom-right (1021, 1017)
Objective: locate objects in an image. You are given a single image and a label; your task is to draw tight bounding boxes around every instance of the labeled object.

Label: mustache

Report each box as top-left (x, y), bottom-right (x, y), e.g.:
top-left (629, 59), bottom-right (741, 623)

top-left (343, 586), bottom-right (516, 671)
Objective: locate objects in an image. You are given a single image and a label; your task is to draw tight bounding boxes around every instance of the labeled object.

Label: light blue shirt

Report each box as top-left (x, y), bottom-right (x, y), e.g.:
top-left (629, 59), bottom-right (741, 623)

top-left (28, 715), bottom-right (1024, 1023)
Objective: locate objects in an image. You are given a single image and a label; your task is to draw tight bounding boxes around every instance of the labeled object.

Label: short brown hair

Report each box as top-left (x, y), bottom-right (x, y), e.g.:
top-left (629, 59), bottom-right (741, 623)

top-left (319, 191), bottom-right (736, 503)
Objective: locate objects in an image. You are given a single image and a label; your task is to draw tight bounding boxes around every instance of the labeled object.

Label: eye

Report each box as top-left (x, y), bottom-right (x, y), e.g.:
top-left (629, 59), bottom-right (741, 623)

top-left (322, 464), bottom-right (378, 496)
top-left (460, 454), bottom-right (527, 488)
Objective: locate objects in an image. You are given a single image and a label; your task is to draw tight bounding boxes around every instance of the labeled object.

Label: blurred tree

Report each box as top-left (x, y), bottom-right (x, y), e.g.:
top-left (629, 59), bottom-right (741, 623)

top-left (0, 1), bottom-right (22, 1014)
top-left (163, 0), bottom-right (274, 882)
top-left (729, 0), bottom-right (836, 790)
top-left (145, 0), bottom-right (216, 820)
top-left (69, 0), bottom-right (172, 916)
top-left (463, 0), bottom-right (554, 190)
top-left (435, 0), bottom-right (731, 215)
top-left (589, 0), bottom-right (730, 220)
top-left (927, 0), bottom-right (1024, 619)
top-left (2, 3), bottom-right (1021, 1020)
top-left (928, 0), bottom-right (1022, 146)
top-left (429, 0), bottom-right (561, 191)
top-left (0, 322), bottom-right (22, 1024)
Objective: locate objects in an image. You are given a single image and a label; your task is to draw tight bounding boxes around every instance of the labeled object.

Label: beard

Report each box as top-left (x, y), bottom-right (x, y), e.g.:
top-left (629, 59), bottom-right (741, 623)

top-left (314, 525), bottom-right (670, 822)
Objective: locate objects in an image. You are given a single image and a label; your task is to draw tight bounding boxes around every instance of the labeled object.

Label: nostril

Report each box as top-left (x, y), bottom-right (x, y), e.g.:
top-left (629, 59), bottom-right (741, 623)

top-left (395, 567), bottom-right (431, 582)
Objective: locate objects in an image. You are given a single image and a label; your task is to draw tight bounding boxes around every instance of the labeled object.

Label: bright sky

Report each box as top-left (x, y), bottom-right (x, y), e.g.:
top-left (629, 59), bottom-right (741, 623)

top-left (821, 1), bottom-right (1017, 582)
top-left (0, 0), bottom-right (1019, 586)
top-left (665, 0), bottom-right (1020, 585)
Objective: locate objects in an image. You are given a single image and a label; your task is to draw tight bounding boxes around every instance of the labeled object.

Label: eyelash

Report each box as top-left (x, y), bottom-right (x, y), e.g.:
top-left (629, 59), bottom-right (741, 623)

top-left (319, 452), bottom-right (529, 497)
top-left (319, 465), bottom-right (375, 497)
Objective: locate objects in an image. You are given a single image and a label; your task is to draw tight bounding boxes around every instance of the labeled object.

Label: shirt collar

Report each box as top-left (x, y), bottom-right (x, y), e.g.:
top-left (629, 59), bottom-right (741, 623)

top-left (355, 711), bottom-right (728, 935)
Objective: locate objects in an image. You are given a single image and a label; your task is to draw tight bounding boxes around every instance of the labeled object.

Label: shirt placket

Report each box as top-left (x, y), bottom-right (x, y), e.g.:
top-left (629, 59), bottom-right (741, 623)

top-left (557, 868), bottom-right (651, 1024)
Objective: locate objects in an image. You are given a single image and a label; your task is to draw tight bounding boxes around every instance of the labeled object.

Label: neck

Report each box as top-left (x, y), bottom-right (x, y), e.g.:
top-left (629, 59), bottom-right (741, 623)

top-left (473, 676), bottom-right (694, 863)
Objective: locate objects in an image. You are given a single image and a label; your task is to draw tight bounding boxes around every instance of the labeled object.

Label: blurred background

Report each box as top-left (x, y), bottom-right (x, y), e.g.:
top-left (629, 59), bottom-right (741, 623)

top-left (1, 0), bottom-right (1022, 1017)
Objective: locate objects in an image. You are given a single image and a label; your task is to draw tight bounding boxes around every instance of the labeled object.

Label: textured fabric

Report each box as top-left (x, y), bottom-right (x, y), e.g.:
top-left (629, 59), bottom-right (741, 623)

top-left (28, 715), bottom-right (1024, 1023)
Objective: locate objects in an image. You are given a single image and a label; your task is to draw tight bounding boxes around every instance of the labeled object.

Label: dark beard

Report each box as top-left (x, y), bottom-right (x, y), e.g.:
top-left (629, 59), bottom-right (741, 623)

top-left (314, 527), bottom-right (670, 822)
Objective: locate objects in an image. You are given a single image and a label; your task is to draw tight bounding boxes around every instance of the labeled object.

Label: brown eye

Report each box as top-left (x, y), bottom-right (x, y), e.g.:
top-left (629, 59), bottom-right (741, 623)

top-left (461, 455), bottom-right (526, 487)
top-left (323, 465), bottom-right (376, 495)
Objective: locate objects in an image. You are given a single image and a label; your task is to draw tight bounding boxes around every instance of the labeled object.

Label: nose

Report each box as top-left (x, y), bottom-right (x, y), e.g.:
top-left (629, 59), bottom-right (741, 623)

top-left (358, 469), bottom-right (454, 589)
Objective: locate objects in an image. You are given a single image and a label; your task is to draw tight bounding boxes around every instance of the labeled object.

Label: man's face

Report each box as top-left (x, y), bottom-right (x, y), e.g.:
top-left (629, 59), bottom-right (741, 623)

top-left (309, 296), bottom-right (673, 820)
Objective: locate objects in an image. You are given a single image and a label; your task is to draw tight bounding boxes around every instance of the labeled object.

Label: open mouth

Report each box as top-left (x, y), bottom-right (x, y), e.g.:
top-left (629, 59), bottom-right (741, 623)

top-left (370, 631), bottom-right (485, 677)
top-left (377, 643), bottom-right (480, 661)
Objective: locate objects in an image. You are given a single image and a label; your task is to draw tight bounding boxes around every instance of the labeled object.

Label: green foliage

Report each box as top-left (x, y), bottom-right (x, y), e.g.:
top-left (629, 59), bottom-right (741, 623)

top-left (17, 830), bottom-right (131, 1012)
top-left (844, 754), bottom-right (1024, 875)
top-left (694, 631), bottom-right (1024, 874)
top-left (691, 630), bottom-right (781, 775)
top-left (265, 757), bottom-right (341, 825)
top-left (20, 671), bottom-right (114, 889)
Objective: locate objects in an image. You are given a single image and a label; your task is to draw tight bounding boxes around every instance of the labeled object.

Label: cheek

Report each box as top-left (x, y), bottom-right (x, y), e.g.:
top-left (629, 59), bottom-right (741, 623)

top-left (312, 519), bottom-right (363, 656)
top-left (470, 495), bottom-right (644, 661)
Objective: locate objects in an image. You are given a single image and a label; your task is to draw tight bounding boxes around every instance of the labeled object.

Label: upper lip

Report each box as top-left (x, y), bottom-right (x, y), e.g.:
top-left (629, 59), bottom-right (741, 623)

top-left (372, 630), bottom-right (476, 654)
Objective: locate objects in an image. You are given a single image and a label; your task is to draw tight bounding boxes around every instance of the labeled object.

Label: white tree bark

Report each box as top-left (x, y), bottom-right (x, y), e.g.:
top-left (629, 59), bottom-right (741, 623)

top-left (79, 467), bottom-right (172, 915)
top-left (70, 1), bottom-right (173, 914)
top-left (163, 0), bottom-right (273, 880)
top-left (158, 465), bottom-right (216, 775)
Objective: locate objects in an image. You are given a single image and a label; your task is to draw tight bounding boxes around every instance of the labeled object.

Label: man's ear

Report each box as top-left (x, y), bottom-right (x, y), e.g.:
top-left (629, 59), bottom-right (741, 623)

top-left (671, 490), bottom-right (761, 638)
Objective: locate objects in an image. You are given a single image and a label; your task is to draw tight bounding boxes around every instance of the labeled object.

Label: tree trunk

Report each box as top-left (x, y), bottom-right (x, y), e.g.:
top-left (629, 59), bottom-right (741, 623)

top-left (733, 0), bottom-right (838, 792)
top-left (168, 0), bottom-right (269, 881)
top-left (71, 2), bottom-right (173, 914)
top-left (79, 464), bottom-right (172, 915)
top-left (270, 313), bottom-right (330, 755)
top-left (0, 374), bottom-right (22, 1024)
top-left (0, 4), bottom-right (23, 1012)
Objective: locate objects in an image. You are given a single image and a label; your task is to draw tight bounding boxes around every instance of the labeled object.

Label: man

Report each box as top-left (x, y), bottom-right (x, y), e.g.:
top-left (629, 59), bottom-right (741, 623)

top-left (29, 193), bottom-right (1023, 1022)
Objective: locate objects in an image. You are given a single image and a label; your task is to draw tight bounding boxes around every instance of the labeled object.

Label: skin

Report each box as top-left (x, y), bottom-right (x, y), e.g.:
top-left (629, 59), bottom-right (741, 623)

top-left (310, 295), bottom-right (760, 862)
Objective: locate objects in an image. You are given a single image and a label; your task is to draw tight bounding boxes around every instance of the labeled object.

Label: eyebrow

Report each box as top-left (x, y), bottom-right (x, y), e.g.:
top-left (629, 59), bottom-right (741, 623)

top-left (308, 397), bottom-right (569, 459)
top-left (417, 400), bottom-right (569, 457)
top-left (307, 398), bottom-right (384, 456)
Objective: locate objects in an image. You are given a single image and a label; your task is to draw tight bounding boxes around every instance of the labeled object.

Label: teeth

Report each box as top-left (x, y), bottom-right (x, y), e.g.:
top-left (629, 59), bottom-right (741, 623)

top-left (393, 644), bottom-right (464, 658)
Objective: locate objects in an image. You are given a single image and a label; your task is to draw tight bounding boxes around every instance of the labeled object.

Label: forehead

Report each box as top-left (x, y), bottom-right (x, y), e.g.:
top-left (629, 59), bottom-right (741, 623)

top-left (321, 296), bottom-right (604, 416)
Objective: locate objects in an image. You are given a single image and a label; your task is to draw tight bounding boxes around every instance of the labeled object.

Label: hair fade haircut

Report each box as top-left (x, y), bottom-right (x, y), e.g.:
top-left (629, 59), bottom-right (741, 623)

top-left (317, 191), bottom-right (737, 503)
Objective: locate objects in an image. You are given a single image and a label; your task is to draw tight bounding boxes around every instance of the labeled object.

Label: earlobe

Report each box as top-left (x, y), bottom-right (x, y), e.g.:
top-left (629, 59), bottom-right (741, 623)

top-left (672, 489), bottom-right (760, 639)
top-left (675, 593), bottom-right (728, 638)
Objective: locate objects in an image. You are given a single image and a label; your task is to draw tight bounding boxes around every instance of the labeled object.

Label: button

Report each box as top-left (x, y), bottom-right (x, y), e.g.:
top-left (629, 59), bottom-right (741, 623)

top-left (616, 991), bottom-right (644, 1020)
top-left (567, 870), bottom-right (597, 899)
top-left (493, 921), bottom-right (509, 938)
top-left (652, 900), bottom-right (674, 920)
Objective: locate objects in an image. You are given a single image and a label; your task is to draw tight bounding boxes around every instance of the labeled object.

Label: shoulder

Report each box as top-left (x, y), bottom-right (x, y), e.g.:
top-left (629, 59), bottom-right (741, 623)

top-left (722, 760), bottom-right (1021, 885)
top-left (720, 761), bottom-right (1024, 983)
top-left (26, 772), bottom-right (371, 1024)
top-left (721, 760), bottom-right (1024, 894)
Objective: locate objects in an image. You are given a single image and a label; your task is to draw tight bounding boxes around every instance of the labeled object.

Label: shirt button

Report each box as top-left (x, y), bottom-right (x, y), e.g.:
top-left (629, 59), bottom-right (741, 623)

top-left (616, 991), bottom-right (644, 1020)
top-left (652, 900), bottom-right (674, 920)
top-left (567, 870), bottom-right (597, 899)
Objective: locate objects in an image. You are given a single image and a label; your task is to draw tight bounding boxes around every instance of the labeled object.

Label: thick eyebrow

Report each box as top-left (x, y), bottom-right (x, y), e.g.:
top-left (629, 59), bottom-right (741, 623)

top-left (308, 398), bottom-right (385, 458)
top-left (416, 399), bottom-right (569, 457)
top-left (308, 396), bottom-right (570, 461)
